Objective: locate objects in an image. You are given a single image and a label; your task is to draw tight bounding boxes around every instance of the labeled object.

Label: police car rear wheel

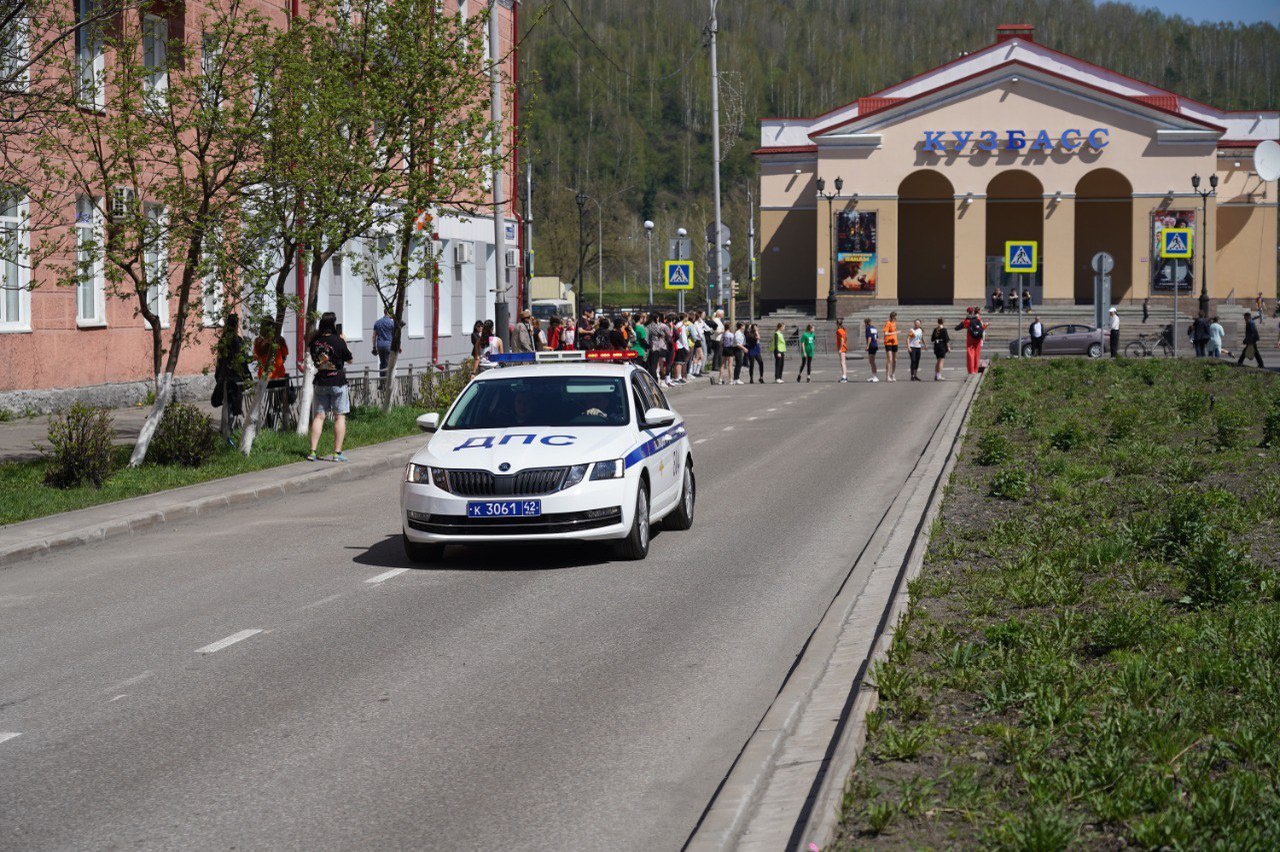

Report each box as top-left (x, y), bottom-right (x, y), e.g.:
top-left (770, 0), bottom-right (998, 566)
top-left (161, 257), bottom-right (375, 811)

top-left (614, 483), bottom-right (650, 561)
top-left (667, 462), bottom-right (695, 531)
top-left (403, 533), bottom-right (444, 564)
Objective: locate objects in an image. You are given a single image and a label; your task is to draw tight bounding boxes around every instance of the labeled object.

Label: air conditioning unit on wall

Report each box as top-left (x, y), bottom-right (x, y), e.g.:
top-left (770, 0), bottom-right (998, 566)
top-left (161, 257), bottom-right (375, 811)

top-left (454, 242), bottom-right (473, 265)
top-left (504, 249), bottom-right (518, 269)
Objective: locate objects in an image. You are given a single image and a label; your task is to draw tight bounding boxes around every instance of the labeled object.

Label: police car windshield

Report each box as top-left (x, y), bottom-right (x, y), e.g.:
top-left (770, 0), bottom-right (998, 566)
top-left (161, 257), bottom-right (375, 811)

top-left (444, 376), bottom-right (630, 429)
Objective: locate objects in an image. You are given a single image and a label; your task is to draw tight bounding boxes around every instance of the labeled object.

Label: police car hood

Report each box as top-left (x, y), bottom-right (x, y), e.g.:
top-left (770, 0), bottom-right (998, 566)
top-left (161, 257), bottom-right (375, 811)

top-left (421, 427), bottom-right (638, 470)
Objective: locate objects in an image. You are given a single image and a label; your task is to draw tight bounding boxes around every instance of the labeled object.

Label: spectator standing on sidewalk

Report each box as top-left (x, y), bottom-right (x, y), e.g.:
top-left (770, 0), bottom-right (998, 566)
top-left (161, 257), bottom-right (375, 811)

top-left (955, 307), bottom-right (986, 375)
top-left (1029, 315), bottom-right (1044, 357)
top-left (883, 311), bottom-right (900, 382)
top-left (708, 309), bottom-right (725, 375)
top-left (1208, 316), bottom-right (1225, 358)
top-left (307, 312), bottom-right (353, 462)
top-left (771, 322), bottom-right (787, 383)
top-left (797, 323), bottom-right (816, 382)
top-left (513, 310), bottom-right (535, 353)
top-left (1142, 297), bottom-right (1150, 324)
top-left (212, 312), bottom-right (249, 428)
top-left (630, 313), bottom-right (649, 365)
top-left (836, 317), bottom-right (849, 383)
top-left (931, 317), bottom-right (950, 381)
top-left (864, 317), bottom-right (880, 383)
top-left (649, 314), bottom-right (670, 384)
top-left (719, 323), bottom-right (736, 385)
top-left (1108, 307), bottom-right (1120, 358)
top-left (372, 308), bottom-right (396, 385)
top-left (732, 321), bottom-right (747, 384)
top-left (1191, 311), bottom-right (1211, 358)
top-left (1238, 312), bottom-right (1265, 368)
top-left (906, 319), bottom-right (924, 381)
top-left (745, 323), bottom-right (764, 383)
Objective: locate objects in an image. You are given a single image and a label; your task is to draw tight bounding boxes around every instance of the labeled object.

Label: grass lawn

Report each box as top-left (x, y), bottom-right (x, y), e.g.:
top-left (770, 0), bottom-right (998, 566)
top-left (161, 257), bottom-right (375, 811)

top-left (0, 405), bottom-right (426, 527)
top-left (834, 358), bottom-right (1280, 849)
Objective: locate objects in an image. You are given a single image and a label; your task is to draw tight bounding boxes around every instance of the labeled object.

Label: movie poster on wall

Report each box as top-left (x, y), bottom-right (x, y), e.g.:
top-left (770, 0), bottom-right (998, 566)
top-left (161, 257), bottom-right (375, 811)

top-left (1150, 210), bottom-right (1195, 291)
top-left (836, 210), bottom-right (877, 292)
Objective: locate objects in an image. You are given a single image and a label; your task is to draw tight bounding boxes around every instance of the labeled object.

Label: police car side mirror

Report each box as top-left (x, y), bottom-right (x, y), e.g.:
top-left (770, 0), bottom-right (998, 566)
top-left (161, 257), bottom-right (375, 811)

top-left (417, 413), bottom-right (440, 433)
top-left (644, 407), bottom-right (676, 428)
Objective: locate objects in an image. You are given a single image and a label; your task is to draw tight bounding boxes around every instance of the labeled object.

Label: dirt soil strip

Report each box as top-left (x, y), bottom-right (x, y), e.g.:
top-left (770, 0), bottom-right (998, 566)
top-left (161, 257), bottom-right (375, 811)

top-left (686, 373), bottom-right (983, 852)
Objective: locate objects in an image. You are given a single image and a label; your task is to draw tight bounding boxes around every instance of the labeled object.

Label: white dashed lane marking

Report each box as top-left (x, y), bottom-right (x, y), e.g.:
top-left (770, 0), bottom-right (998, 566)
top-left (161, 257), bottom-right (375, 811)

top-left (0, 733), bottom-right (22, 746)
top-left (195, 629), bottom-right (264, 655)
top-left (722, 426), bottom-right (735, 432)
top-left (694, 438), bottom-right (709, 445)
top-left (366, 569), bottom-right (409, 585)
top-left (110, 671), bottom-right (152, 690)
top-left (298, 593), bottom-right (344, 611)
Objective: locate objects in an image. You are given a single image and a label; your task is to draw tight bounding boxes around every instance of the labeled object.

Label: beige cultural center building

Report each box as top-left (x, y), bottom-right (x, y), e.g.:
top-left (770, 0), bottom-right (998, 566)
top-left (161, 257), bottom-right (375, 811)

top-left (754, 24), bottom-right (1279, 315)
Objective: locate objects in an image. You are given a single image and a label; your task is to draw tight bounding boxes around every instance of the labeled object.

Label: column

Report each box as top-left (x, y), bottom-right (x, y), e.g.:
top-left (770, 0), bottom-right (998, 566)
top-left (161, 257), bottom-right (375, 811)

top-left (953, 195), bottom-right (984, 304)
top-left (1042, 194), bottom-right (1074, 304)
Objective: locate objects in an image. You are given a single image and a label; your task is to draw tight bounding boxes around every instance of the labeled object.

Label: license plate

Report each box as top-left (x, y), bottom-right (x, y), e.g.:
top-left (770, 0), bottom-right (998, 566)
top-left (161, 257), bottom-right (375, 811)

top-left (466, 499), bottom-right (542, 518)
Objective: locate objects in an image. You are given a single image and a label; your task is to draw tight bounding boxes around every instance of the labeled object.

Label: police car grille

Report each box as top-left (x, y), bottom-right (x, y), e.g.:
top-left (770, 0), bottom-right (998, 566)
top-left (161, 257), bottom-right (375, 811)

top-left (444, 467), bottom-right (567, 497)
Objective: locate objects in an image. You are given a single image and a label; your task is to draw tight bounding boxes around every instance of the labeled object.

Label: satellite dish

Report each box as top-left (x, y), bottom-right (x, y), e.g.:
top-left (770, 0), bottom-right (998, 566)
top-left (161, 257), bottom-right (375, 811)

top-left (1256, 139), bottom-right (1280, 183)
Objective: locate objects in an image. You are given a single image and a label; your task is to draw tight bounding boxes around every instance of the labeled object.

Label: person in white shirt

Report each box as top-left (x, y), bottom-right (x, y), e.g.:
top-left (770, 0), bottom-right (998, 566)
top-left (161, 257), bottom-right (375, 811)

top-left (1108, 307), bottom-right (1120, 358)
top-left (732, 322), bottom-right (747, 384)
top-left (709, 310), bottom-right (726, 374)
top-left (907, 319), bottom-right (925, 381)
top-left (1029, 315), bottom-right (1045, 357)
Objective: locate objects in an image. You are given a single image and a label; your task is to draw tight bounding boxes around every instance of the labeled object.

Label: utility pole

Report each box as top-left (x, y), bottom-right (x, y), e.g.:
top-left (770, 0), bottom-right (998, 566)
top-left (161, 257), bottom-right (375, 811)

top-left (525, 157), bottom-right (533, 310)
top-left (745, 182), bottom-right (754, 325)
top-left (709, 0), bottom-right (725, 313)
top-left (489, 0), bottom-right (509, 345)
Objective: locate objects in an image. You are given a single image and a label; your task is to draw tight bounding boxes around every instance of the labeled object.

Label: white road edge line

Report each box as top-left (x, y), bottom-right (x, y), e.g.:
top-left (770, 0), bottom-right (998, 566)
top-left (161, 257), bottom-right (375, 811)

top-left (0, 733), bottom-right (22, 745)
top-left (366, 568), bottom-right (410, 585)
top-left (195, 629), bottom-right (264, 655)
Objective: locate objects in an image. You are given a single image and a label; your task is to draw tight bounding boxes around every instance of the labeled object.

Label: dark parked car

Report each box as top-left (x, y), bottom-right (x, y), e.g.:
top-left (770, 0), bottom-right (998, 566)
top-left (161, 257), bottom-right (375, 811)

top-left (1008, 323), bottom-right (1106, 358)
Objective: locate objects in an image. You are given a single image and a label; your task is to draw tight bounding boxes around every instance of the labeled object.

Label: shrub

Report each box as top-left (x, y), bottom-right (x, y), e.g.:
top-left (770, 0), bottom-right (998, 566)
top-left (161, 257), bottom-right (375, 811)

top-left (1181, 536), bottom-right (1254, 607)
top-left (1213, 410), bottom-right (1251, 450)
top-left (991, 466), bottom-right (1032, 500)
top-left (149, 403), bottom-right (218, 467)
top-left (416, 365), bottom-right (470, 412)
top-left (995, 401), bottom-right (1030, 428)
top-left (1049, 421), bottom-right (1087, 452)
top-left (44, 403), bottom-right (115, 489)
top-left (1263, 403), bottom-right (1280, 449)
top-left (975, 432), bottom-right (1011, 466)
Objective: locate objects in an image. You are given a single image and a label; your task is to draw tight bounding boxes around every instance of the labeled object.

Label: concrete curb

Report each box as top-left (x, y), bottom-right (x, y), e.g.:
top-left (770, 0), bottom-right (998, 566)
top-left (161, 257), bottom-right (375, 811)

top-left (686, 372), bottom-right (984, 852)
top-left (0, 434), bottom-right (426, 570)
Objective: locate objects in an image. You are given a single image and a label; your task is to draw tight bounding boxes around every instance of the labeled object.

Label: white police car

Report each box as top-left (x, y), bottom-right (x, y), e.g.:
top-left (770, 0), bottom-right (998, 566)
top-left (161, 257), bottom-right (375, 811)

top-left (401, 350), bottom-right (694, 562)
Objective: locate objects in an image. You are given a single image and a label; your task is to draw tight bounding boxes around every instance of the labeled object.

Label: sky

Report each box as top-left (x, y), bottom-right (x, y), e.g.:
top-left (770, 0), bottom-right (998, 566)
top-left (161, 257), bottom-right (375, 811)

top-left (1104, 0), bottom-right (1280, 25)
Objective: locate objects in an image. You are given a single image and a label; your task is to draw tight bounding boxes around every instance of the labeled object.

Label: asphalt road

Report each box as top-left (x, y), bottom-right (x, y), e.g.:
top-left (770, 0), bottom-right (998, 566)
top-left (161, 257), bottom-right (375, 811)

top-left (0, 357), bottom-right (968, 851)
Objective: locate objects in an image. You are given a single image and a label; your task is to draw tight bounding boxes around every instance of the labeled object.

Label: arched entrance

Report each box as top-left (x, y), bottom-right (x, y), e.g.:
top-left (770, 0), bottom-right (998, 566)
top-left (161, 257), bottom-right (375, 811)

top-left (897, 171), bottom-right (954, 304)
top-left (985, 171), bottom-right (1044, 304)
top-left (1074, 169), bottom-right (1133, 304)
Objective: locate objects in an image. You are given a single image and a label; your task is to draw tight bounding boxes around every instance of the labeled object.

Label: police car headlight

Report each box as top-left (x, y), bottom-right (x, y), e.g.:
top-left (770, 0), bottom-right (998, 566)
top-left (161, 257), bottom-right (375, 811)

top-left (405, 463), bottom-right (431, 484)
top-left (589, 459), bottom-right (625, 481)
top-left (560, 463), bottom-right (590, 490)
top-left (429, 467), bottom-right (452, 491)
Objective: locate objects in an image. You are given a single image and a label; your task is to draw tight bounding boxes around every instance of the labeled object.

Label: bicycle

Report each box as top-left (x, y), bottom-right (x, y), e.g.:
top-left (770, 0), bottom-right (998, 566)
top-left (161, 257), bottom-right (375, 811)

top-left (1124, 324), bottom-right (1174, 358)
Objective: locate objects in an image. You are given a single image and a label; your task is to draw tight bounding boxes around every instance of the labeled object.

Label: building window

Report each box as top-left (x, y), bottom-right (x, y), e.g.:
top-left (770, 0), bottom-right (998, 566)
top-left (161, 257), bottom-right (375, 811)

top-left (75, 0), bottom-right (104, 110)
top-left (142, 13), bottom-right (168, 104)
top-left (143, 203), bottom-right (168, 328)
top-left (200, 31), bottom-right (220, 107)
top-left (0, 9), bottom-right (29, 93)
top-left (75, 195), bottom-right (105, 326)
top-left (0, 187), bottom-right (30, 331)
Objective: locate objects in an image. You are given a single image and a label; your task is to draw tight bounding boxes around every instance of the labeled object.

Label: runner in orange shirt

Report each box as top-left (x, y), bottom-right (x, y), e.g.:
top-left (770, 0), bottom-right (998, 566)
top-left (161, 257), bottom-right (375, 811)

top-left (882, 311), bottom-right (899, 382)
top-left (835, 317), bottom-right (849, 383)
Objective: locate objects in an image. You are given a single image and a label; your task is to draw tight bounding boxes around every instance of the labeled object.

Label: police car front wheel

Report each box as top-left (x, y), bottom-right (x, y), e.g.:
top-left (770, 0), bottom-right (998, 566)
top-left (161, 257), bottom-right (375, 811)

top-left (666, 462), bottom-right (695, 531)
top-left (403, 533), bottom-right (444, 564)
top-left (614, 483), bottom-right (650, 561)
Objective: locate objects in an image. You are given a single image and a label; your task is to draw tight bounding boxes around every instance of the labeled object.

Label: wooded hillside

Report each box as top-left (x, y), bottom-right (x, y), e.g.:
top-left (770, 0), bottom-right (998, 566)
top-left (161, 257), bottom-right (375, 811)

top-left (520, 0), bottom-right (1279, 304)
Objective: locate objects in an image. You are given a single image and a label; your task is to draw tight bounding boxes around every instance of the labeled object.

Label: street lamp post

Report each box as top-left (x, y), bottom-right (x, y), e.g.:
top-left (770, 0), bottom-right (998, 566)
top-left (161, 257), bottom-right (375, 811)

top-left (676, 227), bottom-right (688, 313)
top-left (816, 176), bottom-right (843, 320)
top-left (1191, 173), bottom-right (1217, 319)
top-left (575, 190), bottom-right (587, 303)
top-left (644, 220), bottom-right (654, 306)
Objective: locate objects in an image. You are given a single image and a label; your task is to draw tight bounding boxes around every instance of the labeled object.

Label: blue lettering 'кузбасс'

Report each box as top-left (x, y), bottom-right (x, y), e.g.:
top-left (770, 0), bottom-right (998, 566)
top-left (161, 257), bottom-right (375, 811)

top-left (921, 128), bottom-right (1109, 153)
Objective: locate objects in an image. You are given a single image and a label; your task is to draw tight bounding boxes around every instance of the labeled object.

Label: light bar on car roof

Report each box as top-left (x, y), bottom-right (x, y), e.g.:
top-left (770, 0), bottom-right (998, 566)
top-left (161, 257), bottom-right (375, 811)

top-left (488, 350), bottom-right (638, 366)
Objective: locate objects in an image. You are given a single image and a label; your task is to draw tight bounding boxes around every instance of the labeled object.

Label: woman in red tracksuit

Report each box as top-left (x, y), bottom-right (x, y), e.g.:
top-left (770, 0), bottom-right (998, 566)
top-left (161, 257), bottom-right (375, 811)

top-left (954, 307), bottom-right (987, 374)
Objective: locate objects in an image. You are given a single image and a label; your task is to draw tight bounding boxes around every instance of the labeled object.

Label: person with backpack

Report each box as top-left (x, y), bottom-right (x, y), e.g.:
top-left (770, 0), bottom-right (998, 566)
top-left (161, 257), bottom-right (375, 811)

top-left (797, 323), bottom-right (816, 382)
top-left (1239, 311), bottom-right (1265, 368)
top-left (863, 317), bottom-right (880, 383)
top-left (955, 307), bottom-right (986, 375)
top-left (771, 322), bottom-right (787, 383)
top-left (307, 311), bottom-right (354, 462)
top-left (931, 317), bottom-right (951, 381)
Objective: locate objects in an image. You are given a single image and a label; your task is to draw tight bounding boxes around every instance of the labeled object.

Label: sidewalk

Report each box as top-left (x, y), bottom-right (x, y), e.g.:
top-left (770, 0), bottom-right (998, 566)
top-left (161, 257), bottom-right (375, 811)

top-left (0, 403), bottom-right (219, 464)
top-left (0, 433), bottom-right (422, 568)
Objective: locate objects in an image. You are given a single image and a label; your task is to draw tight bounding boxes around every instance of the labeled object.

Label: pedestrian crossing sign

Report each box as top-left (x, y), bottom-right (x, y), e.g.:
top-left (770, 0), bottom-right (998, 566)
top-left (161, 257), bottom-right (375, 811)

top-left (1004, 241), bottom-right (1038, 273)
top-left (1160, 227), bottom-right (1193, 259)
top-left (664, 260), bottom-right (694, 291)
